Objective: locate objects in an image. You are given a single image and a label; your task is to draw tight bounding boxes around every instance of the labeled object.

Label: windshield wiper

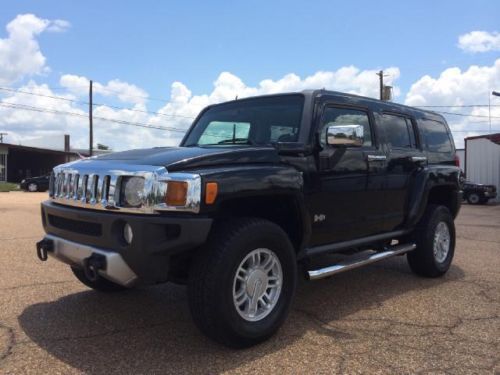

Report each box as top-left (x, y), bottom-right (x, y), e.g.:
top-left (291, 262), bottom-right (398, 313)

top-left (217, 138), bottom-right (255, 145)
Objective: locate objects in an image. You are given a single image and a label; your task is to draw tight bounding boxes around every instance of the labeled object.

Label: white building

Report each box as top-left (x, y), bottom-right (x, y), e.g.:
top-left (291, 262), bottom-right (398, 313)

top-left (465, 133), bottom-right (500, 202)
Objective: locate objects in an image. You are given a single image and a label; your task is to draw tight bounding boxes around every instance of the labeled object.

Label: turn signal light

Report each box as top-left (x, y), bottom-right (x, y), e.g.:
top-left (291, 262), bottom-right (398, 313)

top-left (205, 182), bottom-right (218, 204)
top-left (165, 181), bottom-right (188, 206)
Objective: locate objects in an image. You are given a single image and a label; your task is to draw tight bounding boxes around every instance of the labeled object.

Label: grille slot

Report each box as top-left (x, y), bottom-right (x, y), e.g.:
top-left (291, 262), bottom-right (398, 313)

top-left (48, 214), bottom-right (102, 236)
top-left (52, 171), bottom-right (111, 207)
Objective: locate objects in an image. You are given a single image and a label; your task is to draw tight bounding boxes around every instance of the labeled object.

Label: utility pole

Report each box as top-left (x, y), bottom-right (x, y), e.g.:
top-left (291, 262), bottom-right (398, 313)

top-left (377, 70), bottom-right (384, 101)
top-left (489, 90), bottom-right (492, 134)
top-left (0, 132), bottom-right (6, 143)
top-left (492, 91), bottom-right (500, 134)
top-left (89, 80), bottom-right (93, 156)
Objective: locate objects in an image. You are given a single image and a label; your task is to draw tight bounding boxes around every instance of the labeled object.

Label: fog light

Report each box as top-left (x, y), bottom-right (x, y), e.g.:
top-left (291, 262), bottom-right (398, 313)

top-left (123, 223), bottom-right (133, 244)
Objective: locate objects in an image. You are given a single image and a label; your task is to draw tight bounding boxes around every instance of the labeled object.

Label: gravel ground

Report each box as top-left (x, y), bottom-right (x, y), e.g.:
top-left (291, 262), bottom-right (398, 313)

top-left (0, 192), bottom-right (499, 374)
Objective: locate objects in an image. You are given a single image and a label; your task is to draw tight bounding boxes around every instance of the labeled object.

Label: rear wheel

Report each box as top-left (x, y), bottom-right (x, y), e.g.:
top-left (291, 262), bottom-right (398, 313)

top-left (71, 266), bottom-right (128, 292)
top-left (188, 218), bottom-right (297, 348)
top-left (407, 205), bottom-right (455, 278)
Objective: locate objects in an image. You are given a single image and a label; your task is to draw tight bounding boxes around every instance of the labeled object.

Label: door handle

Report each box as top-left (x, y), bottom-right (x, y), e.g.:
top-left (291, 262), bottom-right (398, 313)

top-left (367, 155), bottom-right (387, 161)
top-left (411, 156), bottom-right (427, 163)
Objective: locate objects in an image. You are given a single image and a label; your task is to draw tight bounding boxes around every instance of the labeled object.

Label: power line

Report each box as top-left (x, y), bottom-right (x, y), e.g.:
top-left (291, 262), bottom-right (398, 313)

top-left (0, 102), bottom-right (188, 133)
top-left (0, 87), bottom-right (195, 120)
top-left (417, 104), bottom-right (500, 108)
top-left (431, 110), bottom-right (500, 120)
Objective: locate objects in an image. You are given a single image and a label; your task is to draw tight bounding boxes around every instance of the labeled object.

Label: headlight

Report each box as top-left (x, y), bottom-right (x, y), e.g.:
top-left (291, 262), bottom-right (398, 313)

top-left (120, 176), bottom-right (145, 207)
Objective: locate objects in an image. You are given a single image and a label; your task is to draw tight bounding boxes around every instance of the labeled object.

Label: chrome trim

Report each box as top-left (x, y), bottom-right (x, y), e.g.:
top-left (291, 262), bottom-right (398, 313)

top-left (307, 243), bottom-right (416, 280)
top-left (367, 154), bottom-right (387, 161)
top-left (44, 234), bottom-right (138, 286)
top-left (49, 160), bottom-right (201, 214)
top-left (411, 156), bottom-right (427, 162)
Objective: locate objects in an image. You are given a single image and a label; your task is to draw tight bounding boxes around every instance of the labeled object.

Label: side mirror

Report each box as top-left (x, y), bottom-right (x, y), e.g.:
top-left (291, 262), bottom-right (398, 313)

top-left (326, 124), bottom-right (364, 147)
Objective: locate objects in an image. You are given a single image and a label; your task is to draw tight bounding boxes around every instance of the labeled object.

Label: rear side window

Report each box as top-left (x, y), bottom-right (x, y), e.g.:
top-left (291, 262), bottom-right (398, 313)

top-left (419, 119), bottom-right (453, 153)
top-left (381, 114), bottom-right (415, 148)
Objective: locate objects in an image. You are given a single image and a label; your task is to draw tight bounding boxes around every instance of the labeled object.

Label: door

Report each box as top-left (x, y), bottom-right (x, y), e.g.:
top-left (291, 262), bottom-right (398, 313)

top-left (378, 113), bottom-right (426, 229)
top-left (308, 105), bottom-right (387, 245)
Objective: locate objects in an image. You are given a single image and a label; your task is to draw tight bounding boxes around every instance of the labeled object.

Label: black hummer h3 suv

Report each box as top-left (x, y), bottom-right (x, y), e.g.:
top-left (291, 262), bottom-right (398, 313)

top-left (37, 90), bottom-right (462, 348)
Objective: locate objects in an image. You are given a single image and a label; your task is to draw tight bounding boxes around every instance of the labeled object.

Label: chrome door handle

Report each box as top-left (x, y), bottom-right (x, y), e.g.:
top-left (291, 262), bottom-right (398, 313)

top-left (367, 155), bottom-right (387, 161)
top-left (411, 156), bottom-right (427, 162)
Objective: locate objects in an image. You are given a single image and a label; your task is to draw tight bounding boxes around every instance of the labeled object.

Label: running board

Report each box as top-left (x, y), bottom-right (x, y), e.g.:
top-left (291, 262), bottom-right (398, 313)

top-left (307, 243), bottom-right (417, 281)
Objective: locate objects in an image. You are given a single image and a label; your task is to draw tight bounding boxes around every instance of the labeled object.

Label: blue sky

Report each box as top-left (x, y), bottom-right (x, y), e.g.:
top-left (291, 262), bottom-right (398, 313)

top-left (2, 0), bottom-right (498, 99)
top-left (1, 0), bottom-right (499, 149)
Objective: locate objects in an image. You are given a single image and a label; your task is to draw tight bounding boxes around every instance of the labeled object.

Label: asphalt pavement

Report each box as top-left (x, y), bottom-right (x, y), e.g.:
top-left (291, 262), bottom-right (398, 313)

top-left (0, 192), bottom-right (499, 374)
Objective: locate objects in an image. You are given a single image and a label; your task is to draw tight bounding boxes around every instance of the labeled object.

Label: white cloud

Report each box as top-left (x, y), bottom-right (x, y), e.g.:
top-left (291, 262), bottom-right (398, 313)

top-left (458, 31), bottom-right (500, 53)
top-left (1, 66), bottom-right (401, 151)
top-left (0, 14), bottom-right (70, 85)
top-left (405, 59), bottom-right (500, 147)
top-left (60, 74), bottom-right (149, 105)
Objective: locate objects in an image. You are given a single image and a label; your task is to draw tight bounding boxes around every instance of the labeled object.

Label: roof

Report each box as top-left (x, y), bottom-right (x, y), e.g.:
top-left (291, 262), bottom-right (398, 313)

top-left (465, 133), bottom-right (500, 145)
top-left (0, 143), bottom-right (86, 156)
top-left (203, 89), bottom-right (445, 122)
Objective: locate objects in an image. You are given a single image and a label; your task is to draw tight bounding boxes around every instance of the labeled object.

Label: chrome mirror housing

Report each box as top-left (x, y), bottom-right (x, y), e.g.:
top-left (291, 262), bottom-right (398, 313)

top-left (326, 124), bottom-right (364, 147)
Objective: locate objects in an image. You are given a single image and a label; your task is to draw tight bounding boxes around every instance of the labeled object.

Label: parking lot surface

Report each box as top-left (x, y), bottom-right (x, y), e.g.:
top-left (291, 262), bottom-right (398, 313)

top-left (0, 192), bottom-right (499, 374)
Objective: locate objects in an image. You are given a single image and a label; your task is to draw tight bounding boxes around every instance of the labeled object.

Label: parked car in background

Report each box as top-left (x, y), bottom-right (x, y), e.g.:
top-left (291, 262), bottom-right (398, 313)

top-left (463, 181), bottom-right (497, 204)
top-left (20, 174), bottom-right (50, 192)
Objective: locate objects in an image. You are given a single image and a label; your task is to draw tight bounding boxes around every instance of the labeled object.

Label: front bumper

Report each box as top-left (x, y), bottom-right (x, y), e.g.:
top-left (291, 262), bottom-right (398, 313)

top-left (40, 234), bottom-right (138, 286)
top-left (40, 200), bottom-right (213, 285)
top-left (484, 191), bottom-right (497, 198)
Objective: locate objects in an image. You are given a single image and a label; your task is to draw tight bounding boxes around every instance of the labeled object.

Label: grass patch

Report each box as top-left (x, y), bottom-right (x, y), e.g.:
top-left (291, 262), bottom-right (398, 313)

top-left (0, 182), bottom-right (20, 192)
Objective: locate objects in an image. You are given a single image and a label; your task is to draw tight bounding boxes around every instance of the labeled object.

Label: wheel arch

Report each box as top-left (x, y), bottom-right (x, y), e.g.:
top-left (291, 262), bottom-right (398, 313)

top-left (214, 193), bottom-right (310, 253)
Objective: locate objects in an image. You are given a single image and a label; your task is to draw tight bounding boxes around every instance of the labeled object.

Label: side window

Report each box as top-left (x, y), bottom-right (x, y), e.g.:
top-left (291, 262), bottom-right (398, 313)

top-left (420, 119), bottom-right (453, 153)
top-left (381, 114), bottom-right (414, 149)
top-left (406, 118), bottom-right (418, 148)
top-left (320, 107), bottom-right (372, 147)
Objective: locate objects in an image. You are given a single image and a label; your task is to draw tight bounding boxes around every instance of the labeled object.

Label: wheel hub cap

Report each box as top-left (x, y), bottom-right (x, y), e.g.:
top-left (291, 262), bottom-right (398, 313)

top-left (433, 222), bottom-right (450, 263)
top-left (233, 248), bottom-right (282, 322)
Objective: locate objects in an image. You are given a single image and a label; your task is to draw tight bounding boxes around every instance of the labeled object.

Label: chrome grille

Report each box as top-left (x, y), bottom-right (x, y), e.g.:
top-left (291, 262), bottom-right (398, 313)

top-left (52, 171), bottom-right (111, 207)
top-left (48, 161), bottom-right (200, 214)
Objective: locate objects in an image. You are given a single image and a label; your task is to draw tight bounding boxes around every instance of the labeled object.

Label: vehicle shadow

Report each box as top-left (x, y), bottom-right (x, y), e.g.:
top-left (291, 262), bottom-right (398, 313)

top-left (18, 257), bottom-right (465, 374)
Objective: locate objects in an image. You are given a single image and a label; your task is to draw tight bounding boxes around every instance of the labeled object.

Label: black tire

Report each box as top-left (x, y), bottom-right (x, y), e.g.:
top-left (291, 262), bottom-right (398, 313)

top-left (467, 193), bottom-right (481, 205)
top-left (188, 218), bottom-right (297, 348)
top-left (407, 205), bottom-right (455, 278)
top-left (71, 266), bottom-right (128, 292)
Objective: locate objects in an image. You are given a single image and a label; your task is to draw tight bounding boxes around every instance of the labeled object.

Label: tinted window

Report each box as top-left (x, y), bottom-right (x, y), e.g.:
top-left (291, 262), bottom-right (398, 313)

top-left (406, 118), bottom-right (417, 148)
top-left (420, 119), bottom-right (453, 153)
top-left (381, 114), bottom-right (413, 148)
top-left (184, 95), bottom-right (304, 146)
top-left (320, 107), bottom-right (372, 147)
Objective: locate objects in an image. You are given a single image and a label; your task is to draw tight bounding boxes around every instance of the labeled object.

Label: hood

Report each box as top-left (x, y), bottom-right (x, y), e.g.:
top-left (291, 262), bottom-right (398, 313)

top-left (93, 146), bottom-right (280, 171)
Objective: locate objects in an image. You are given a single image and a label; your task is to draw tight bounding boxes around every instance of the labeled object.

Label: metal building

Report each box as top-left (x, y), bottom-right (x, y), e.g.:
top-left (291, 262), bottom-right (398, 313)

top-left (465, 133), bottom-right (500, 202)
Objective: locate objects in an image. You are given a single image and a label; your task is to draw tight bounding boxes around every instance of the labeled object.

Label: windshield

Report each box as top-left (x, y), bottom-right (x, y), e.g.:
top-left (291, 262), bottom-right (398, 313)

top-left (183, 95), bottom-right (304, 147)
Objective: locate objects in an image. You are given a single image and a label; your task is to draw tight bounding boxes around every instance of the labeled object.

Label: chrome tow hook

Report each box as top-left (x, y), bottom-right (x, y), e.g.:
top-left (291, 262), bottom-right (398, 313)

top-left (82, 254), bottom-right (107, 282)
top-left (36, 238), bottom-right (54, 261)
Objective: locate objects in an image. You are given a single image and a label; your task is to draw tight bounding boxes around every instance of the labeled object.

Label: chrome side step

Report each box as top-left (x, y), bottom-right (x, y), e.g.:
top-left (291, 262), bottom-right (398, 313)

top-left (307, 243), bottom-right (416, 281)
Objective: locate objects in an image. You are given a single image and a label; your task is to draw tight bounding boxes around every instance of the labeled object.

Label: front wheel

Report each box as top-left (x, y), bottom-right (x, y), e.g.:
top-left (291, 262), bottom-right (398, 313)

top-left (27, 182), bottom-right (38, 192)
top-left (407, 205), bottom-right (455, 278)
top-left (188, 218), bottom-right (297, 348)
